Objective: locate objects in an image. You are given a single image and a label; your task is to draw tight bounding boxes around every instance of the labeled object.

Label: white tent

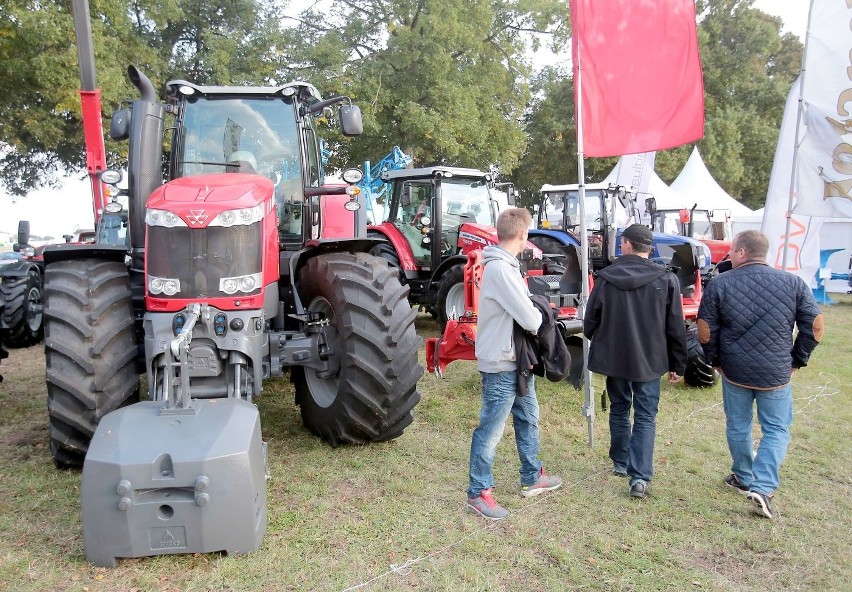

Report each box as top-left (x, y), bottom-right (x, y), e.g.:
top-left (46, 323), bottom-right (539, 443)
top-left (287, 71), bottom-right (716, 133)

top-left (670, 147), bottom-right (753, 217)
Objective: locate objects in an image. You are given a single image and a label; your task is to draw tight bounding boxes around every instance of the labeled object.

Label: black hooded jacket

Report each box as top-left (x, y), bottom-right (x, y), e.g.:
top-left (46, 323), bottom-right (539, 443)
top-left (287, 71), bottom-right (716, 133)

top-left (583, 255), bottom-right (688, 382)
top-left (514, 294), bottom-right (572, 395)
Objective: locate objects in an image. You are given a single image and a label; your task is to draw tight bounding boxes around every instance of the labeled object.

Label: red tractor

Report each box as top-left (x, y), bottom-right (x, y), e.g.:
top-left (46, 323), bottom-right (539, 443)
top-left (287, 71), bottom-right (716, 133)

top-left (42, 66), bottom-right (422, 465)
top-left (367, 166), bottom-right (564, 329)
top-left (39, 66), bottom-right (423, 564)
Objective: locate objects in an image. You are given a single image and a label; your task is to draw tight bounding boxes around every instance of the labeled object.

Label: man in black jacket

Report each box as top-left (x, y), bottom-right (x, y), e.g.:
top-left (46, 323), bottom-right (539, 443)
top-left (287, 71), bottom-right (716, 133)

top-left (584, 224), bottom-right (688, 499)
top-left (698, 230), bottom-right (822, 519)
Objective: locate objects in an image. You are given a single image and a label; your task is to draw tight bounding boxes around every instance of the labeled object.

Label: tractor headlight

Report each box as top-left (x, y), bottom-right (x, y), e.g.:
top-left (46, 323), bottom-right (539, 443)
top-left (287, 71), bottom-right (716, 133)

top-left (220, 273), bottom-right (262, 294)
top-left (146, 209), bottom-right (187, 228)
top-left (149, 276), bottom-right (181, 295)
top-left (209, 205), bottom-right (264, 227)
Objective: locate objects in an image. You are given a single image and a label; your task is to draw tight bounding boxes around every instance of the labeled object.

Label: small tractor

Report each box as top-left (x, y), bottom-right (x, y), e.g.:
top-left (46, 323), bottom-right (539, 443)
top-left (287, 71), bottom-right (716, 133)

top-left (648, 202), bottom-right (733, 265)
top-left (41, 64), bottom-right (423, 566)
top-left (0, 220), bottom-right (45, 347)
top-left (529, 183), bottom-right (716, 388)
top-left (367, 166), bottom-right (569, 329)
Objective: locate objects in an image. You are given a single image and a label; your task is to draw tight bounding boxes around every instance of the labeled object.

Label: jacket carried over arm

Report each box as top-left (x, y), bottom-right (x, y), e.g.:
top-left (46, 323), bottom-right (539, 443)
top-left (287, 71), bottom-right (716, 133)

top-left (697, 261), bottom-right (823, 389)
top-left (583, 255), bottom-right (688, 382)
top-left (475, 245), bottom-right (542, 374)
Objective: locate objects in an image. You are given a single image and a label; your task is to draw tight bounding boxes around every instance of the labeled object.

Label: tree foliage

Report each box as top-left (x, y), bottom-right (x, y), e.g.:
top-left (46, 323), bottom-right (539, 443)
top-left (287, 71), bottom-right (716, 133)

top-left (281, 0), bottom-right (570, 174)
top-left (1, 0), bottom-right (805, 212)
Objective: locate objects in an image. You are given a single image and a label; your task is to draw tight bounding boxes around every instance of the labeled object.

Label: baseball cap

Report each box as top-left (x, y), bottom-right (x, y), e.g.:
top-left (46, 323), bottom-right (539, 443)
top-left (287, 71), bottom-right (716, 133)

top-left (622, 224), bottom-right (653, 246)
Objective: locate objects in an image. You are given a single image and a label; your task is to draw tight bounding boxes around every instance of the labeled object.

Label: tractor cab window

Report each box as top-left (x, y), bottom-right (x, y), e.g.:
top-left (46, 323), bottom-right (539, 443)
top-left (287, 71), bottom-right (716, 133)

top-left (177, 96), bottom-right (301, 193)
top-left (440, 179), bottom-right (493, 227)
top-left (395, 182), bottom-right (433, 266)
top-left (541, 191), bottom-right (567, 229)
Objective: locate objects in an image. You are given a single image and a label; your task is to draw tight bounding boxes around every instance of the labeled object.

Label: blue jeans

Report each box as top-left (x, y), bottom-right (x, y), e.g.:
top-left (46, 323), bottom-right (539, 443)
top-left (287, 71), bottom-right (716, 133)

top-left (722, 376), bottom-right (793, 495)
top-left (467, 371), bottom-right (542, 498)
top-left (607, 377), bottom-right (661, 484)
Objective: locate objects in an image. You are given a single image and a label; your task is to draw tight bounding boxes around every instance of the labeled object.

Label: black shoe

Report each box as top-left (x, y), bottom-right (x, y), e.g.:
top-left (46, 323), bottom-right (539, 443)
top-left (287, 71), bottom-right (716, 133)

top-left (629, 480), bottom-right (648, 499)
top-left (747, 491), bottom-right (774, 519)
top-left (724, 473), bottom-right (749, 495)
top-left (612, 469), bottom-right (628, 478)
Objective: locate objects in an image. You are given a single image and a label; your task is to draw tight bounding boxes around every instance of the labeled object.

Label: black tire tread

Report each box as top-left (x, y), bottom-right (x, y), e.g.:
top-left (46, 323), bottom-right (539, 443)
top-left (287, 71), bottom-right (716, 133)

top-left (44, 259), bottom-right (139, 468)
top-left (293, 252), bottom-right (423, 446)
top-left (0, 271), bottom-right (43, 347)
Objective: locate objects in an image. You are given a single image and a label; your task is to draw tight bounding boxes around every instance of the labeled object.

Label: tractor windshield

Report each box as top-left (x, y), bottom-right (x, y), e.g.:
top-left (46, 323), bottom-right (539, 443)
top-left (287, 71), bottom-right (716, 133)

top-left (177, 97), bottom-right (304, 198)
top-left (441, 179), bottom-right (494, 226)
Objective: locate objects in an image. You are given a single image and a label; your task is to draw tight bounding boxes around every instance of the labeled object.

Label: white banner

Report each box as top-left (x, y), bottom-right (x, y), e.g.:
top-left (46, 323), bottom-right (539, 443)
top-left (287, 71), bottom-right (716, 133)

top-left (794, 0), bottom-right (852, 218)
top-left (762, 76), bottom-right (824, 286)
top-left (615, 151), bottom-right (656, 220)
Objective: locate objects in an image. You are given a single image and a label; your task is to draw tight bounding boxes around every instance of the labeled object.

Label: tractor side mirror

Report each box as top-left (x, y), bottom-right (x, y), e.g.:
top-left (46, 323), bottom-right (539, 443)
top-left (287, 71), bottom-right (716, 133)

top-left (338, 104), bottom-right (363, 137)
top-left (645, 197), bottom-right (657, 216)
top-left (109, 108), bottom-right (131, 140)
top-left (505, 185), bottom-right (516, 206)
top-left (17, 220), bottom-right (30, 246)
top-left (401, 185), bottom-right (412, 207)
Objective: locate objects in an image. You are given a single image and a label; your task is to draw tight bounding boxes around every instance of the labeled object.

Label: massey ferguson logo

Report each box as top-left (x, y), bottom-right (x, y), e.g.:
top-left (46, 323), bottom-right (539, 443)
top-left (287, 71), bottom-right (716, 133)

top-left (187, 210), bottom-right (208, 226)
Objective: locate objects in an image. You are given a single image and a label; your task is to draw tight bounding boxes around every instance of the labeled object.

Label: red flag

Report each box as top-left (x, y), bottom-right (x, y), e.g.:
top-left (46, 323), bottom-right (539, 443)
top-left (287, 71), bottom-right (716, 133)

top-left (571, 0), bottom-right (705, 157)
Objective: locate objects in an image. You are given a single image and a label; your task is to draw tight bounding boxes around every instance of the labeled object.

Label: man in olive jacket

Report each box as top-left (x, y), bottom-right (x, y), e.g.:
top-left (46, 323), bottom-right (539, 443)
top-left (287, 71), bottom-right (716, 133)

top-left (584, 224), bottom-right (688, 499)
top-left (698, 230), bottom-right (822, 519)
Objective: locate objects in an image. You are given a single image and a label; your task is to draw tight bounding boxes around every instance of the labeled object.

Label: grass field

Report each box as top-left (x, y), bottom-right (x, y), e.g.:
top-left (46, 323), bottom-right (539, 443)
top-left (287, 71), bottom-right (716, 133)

top-left (0, 295), bottom-right (849, 592)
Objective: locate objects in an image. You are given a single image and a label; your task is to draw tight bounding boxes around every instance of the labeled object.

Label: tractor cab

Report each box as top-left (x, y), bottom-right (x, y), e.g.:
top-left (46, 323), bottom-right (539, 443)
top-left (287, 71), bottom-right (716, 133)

top-left (381, 167), bottom-right (507, 270)
top-left (367, 166), bottom-right (526, 327)
top-left (649, 206), bottom-right (733, 264)
top-left (536, 182), bottom-right (634, 271)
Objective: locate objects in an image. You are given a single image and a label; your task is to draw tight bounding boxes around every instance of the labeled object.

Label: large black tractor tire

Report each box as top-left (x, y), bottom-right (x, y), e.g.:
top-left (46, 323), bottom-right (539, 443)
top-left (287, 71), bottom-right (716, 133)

top-left (292, 252), bottom-right (423, 445)
top-left (0, 271), bottom-right (44, 347)
top-left (436, 264), bottom-right (465, 333)
top-left (44, 259), bottom-right (139, 468)
top-left (683, 324), bottom-right (717, 388)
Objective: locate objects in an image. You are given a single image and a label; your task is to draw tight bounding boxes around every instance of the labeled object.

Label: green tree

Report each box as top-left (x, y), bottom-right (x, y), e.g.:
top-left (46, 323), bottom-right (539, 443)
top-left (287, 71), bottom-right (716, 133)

top-left (0, 0), bottom-right (286, 196)
top-left (281, 0), bottom-right (570, 174)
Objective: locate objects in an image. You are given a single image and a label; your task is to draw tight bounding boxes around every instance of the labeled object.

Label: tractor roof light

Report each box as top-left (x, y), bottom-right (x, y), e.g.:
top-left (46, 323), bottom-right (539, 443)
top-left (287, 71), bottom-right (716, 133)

top-left (104, 200), bottom-right (123, 213)
top-left (99, 169), bottom-right (123, 185)
top-left (342, 168), bottom-right (363, 184)
top-left (178, 85), bottom-right (196, 96)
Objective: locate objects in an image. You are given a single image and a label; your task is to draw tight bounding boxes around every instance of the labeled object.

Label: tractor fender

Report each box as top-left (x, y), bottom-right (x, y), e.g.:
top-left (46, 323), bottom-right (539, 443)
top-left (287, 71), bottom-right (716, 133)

top-left (430, 254), bottom-right (468, 286)
top-left (527, 228), bottom-right (581, 247)
top-left (0, 259), bottom-right (41, 279)
top-left (284, 237), bottom-right (385, 314)
top-left (42, 243), bottom-right (128, 266)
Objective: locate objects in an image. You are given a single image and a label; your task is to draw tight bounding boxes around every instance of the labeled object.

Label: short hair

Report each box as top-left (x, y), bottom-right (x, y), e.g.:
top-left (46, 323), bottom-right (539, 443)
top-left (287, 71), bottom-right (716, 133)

top-left (624, 238), bottom-right (653, 254)
top-left (496, 207), bottom-right (532, 242)
top-left (733, 230), bottom-right (769, 260)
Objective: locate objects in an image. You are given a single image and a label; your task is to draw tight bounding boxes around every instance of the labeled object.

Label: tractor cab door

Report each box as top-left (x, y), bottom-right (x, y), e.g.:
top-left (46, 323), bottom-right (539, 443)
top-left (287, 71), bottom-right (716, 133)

top-left (395, 181), bottom-right (434, 267)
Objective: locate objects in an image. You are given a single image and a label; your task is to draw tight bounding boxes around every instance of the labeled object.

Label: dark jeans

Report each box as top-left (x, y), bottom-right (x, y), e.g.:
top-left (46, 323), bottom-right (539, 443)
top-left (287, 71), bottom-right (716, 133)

top-left (607, 376), bottom-right (661, 484)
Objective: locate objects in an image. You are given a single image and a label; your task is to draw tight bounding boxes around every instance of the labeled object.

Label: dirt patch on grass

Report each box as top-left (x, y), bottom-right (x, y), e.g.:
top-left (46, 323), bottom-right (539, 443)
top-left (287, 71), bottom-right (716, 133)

top-left (686, 547), bottom-right (793, 590)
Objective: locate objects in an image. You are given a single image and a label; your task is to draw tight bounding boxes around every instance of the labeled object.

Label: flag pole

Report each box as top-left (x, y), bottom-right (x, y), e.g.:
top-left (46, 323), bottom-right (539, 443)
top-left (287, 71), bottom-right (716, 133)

top-left (781, 0), bottom-right (814, 270)
top-left (575, 35), bottom-right (594, 447)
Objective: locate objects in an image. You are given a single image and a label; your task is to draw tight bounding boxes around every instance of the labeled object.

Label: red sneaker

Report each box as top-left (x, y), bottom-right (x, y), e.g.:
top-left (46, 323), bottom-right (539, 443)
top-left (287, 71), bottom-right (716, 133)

top-left (467, 488), bottom-right (509, 520)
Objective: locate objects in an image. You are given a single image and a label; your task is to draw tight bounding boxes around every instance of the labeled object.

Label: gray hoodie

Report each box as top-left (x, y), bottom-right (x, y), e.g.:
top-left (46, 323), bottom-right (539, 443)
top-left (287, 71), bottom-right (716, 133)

top-left (475, 245), bottom-right (542, 373)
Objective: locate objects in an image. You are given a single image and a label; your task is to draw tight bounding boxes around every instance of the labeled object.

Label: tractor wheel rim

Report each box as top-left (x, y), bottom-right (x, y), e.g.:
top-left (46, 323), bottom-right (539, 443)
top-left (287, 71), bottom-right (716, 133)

top-left (445, 281), bottom-right (465, 320)
top-left (26, 286), bottom-right (43, 332)
top-left (304, 295), bottom-right (340, 408)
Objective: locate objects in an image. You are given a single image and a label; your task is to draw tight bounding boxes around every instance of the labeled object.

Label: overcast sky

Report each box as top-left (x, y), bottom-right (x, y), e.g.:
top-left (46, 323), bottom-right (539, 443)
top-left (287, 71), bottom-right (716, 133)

top-left (0, 0), bottom-right (811, 240)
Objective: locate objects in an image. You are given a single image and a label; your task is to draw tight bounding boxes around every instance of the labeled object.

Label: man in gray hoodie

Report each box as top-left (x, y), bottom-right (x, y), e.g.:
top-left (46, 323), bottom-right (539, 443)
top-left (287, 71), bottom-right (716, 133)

top-left (466, 208), bottom-right (563, 520)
